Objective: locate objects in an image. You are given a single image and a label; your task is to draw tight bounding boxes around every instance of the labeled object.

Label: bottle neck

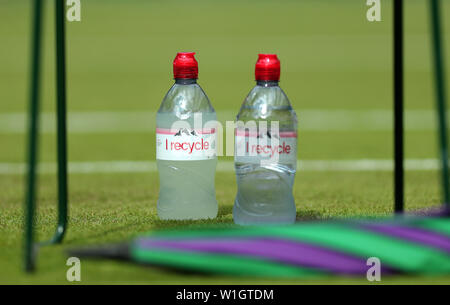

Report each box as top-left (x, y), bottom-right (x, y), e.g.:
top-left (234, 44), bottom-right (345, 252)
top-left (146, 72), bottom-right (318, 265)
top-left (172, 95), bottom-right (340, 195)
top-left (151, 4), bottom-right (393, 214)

top-left (175, 78), bottom-right (197, 85)
top-left (256, 80), bottom-right (279, 87)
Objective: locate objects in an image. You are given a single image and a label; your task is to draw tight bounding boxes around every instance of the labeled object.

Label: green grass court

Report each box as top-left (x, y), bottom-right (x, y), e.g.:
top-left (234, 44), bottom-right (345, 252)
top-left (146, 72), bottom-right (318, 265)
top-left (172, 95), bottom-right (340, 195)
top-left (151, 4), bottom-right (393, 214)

top-left (1, 0), bottom-right (450, 284)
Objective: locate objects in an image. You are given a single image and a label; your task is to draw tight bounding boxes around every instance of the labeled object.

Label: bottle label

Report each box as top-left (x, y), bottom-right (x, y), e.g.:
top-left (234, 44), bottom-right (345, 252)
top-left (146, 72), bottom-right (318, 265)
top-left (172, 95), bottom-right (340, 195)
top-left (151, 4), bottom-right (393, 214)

top-left (234, 129), bottom-right (297, 164)
top-left (156, 128), bottom-right (216, 161)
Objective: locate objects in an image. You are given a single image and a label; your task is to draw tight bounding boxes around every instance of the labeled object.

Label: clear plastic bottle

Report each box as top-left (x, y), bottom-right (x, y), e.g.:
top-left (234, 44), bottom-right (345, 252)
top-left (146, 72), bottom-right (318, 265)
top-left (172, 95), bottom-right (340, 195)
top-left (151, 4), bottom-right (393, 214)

top-left (156, 52), bottom-right (218, 220)
top-left (233, 54), bottom-right (298, 225)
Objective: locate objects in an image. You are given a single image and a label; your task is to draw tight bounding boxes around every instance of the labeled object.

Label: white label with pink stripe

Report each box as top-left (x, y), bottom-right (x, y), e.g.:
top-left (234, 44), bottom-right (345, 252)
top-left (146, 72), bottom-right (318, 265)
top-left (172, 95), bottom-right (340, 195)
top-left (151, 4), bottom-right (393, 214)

top-left (156, 128), bottom-right (216, 161)
top-left (235, 129), bottom-right (297, 164)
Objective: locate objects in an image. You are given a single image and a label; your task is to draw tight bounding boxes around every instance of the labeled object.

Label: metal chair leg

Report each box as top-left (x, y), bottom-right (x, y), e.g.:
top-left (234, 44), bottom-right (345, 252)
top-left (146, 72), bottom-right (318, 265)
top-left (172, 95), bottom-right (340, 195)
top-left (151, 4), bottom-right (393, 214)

top-left (44, 0), bottom-right (68, 245)
top-left (393, 0), bottom-right (404, 214)
top-left (24, 0), bottom-right (68, 272)
top-left (429, 0), bottom-right (450, 210)
top-left (24, 0), bottom-right (44, 273)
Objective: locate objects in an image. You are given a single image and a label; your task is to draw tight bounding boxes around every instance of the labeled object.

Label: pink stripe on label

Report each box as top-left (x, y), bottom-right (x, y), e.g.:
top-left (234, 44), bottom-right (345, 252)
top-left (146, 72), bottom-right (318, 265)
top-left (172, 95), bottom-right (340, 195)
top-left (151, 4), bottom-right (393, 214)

top-left (156, 128), bottom-right (175, 135)
top-left (156, 128), bottom-right (216, 135)
top-left (198, 128), bottom-right (216, 135)
top-left (235, 130), bottom-right (297, 138)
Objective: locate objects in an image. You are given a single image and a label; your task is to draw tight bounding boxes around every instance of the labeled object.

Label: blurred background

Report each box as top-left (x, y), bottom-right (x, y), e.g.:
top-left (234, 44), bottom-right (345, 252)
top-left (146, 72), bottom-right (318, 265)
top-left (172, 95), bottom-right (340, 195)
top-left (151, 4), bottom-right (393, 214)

top-left (0, 0), bottom-right (450, 283)
top-left (1, 0), bottom-right (449, 161)
top-left (1, 0), bottom-right (448, 162)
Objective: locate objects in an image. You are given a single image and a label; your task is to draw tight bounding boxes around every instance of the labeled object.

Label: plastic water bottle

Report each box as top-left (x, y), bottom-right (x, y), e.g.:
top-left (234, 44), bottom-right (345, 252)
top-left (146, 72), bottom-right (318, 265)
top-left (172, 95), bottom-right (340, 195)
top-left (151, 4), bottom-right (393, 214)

top-left (156, 52), bottom-right (218, 220)
top-left (233, 54), bottom-right (298, 225)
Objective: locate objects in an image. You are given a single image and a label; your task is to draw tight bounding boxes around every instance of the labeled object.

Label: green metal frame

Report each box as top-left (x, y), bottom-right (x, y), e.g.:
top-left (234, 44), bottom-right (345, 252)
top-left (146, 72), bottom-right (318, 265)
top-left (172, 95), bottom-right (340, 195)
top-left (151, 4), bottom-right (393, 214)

top-left (24, 0), bottom-right (68, 272)
top-left (393, 0), bottom-right (404, 213)
top-left (430, 0), bottom-right (450, 208)
top-left (23, 0), bottom-right (448, 273)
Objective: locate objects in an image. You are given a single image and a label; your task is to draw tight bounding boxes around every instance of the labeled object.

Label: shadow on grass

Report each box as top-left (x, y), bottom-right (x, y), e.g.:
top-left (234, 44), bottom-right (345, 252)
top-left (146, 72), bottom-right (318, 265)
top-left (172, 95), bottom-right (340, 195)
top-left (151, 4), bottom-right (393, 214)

top-left (295, 209), bottom-right (323, 221)
top-left (69, 206), bottom-right (322, 244)
top-left (218, 204), bottom-right (233, 218)
top-left (67, 223), bottom-right (149, 244)
top-left (151, 209), bottom-right (234, 229)
top-left (68, 205), bottom-right (235, 244)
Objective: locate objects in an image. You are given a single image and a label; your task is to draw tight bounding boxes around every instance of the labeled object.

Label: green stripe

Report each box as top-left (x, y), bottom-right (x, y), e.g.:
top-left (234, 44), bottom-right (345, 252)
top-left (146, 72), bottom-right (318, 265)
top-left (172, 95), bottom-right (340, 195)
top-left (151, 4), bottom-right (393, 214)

top-left (413, 218), bottom-right (450, 236)
top-left (352, 217), bottom-right (450, 237)
top-left (131, 246), bottom-right (322, 278)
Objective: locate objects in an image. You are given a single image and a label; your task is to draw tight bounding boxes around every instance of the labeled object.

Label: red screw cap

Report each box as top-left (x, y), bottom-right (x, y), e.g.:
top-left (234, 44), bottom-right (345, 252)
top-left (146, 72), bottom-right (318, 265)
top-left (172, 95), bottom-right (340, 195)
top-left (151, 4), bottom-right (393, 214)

top-left (255, 54), bottom-right (280, 81)
top-left (173, 52), bottom-right (198, 79)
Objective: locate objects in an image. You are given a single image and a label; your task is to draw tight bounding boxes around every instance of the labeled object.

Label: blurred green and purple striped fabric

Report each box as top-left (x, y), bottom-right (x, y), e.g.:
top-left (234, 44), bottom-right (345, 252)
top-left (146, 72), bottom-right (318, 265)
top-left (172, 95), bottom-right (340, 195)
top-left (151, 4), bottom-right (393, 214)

top-left (127, 215), bottom-right (450, 277)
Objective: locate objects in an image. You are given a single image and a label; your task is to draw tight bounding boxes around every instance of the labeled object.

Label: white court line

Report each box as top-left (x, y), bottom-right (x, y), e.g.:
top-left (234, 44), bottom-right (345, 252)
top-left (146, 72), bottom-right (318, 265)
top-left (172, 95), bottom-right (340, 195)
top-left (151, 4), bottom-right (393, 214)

top-left (0, 110), bottom-right (442, 133)
top-left (0, 159), bottom-right (441, 175)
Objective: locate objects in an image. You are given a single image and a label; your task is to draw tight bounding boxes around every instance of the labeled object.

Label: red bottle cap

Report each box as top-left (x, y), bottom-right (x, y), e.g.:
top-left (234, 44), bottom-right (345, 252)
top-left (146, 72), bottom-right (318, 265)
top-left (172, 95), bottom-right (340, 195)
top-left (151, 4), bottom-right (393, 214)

top-left (255, 54), bottom-right (280, 81)
top-left (173, 52), bottom-right (198, 79)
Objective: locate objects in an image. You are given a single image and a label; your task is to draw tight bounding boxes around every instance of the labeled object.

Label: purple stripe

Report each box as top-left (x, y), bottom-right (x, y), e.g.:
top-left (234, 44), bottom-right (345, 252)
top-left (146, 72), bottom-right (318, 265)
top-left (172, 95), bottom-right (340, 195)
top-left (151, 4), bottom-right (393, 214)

top-left (137, 237), bottom-right (391, 275)
top-left (362, 224), bottom-right (450, 253)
